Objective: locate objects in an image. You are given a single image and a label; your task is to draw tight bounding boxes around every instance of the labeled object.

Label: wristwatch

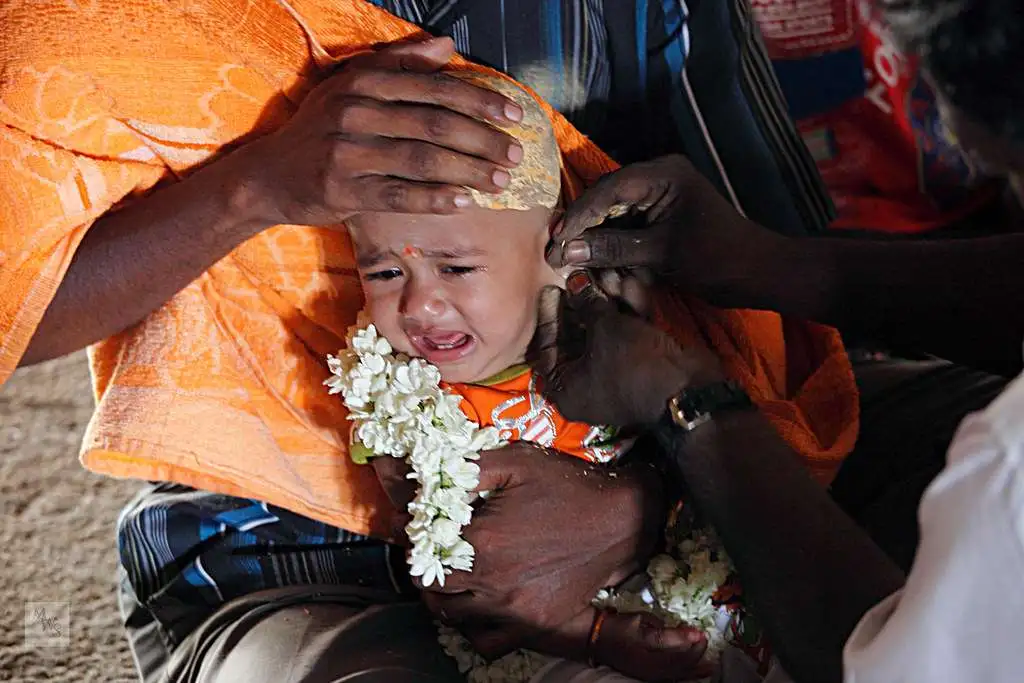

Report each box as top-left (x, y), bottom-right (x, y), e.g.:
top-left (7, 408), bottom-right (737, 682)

top-left (665, 380), bottom-right (753, 432)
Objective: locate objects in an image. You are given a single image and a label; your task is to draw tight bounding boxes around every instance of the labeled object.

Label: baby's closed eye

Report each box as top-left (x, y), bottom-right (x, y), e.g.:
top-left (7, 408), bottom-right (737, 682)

top-left (364, 267), bottom-right (404, 282)
top-left (439, 265), bottom-right (483, 277)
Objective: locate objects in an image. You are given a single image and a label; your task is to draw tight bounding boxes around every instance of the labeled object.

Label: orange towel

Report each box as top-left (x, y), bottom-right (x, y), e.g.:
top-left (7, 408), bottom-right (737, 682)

top-left (0, 0), bottom-right (858, 540)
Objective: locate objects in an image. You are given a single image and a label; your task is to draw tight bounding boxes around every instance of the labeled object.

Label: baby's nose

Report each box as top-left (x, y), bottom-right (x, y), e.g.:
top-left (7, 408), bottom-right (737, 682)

top-left (401, 279), bottom-right (448, 321)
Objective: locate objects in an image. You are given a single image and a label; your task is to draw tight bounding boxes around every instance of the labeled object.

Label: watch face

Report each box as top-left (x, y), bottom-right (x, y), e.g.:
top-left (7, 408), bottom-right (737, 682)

top-left (669, 382), bottom-right (751, 431)
top-left (669, 394), bottom-right (711, 432)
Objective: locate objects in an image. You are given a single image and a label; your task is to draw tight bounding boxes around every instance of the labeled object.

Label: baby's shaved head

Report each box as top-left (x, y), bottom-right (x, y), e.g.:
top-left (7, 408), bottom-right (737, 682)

top-left (447, 72), bottom-right (562, 212)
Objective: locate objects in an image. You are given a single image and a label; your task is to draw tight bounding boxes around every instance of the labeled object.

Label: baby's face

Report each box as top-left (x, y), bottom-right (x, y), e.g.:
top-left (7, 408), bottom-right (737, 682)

top-left (350, 206), bottom-right (562, 384)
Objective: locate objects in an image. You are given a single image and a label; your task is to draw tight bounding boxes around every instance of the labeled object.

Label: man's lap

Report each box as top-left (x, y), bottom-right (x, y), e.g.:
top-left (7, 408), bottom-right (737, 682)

top-left (118, 356), bottom-right (1009, 680)
top-left (117, 484), bottom-right (416, 679)
top-left (146, 585), bottom-right (460, 683)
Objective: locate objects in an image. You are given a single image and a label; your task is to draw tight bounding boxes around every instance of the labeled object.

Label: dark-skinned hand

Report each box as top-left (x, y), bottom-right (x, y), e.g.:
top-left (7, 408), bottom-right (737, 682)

top-left (547, 155), bottom-right (780, 308)
top-left (241, 37), bottom-right (525, 225)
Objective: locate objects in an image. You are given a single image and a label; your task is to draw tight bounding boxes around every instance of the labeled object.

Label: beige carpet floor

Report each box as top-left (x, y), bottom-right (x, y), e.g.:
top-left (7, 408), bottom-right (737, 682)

top-left (1, 354), bottom-right (138, 682)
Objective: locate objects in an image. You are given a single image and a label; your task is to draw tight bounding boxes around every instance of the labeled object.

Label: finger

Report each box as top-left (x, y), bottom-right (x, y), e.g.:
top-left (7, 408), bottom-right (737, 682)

top-left (336, 67), bottom-right (524, 127)
top-left (466, 623), bottom-right (535, 660)
top-left (368, 36), bottom-right (452, 72)
top-left (351, 176), bottom-right (473, 213)
top-left (592, 268), bottom-right (649, 317)
top-left (554, 168), bottom-right (668, 243)
top-left (618, 271), bottom-right (652, 317)
top-left (548, 224), bottom-right (667, 269)
top-left (594, 268), bottom-right (624, 300)
top-left (341, 136), bottom-right (511, 193)
top-left (389, 510), bottom-right (412, 543)
top-left (564, 271), bottom-right (615, 317)
top-left (517, 606), bottom-right (596, 663)
top-left (471, 448), bottom-right (525, 496)
top-left (527, 285), bottom-right (569, 380)
top-left (372, 456), bottom-right (418, 509)
top-left (356, 36), bottom-right (457, 73)
top-left (333, 97), bottom-right (522, 167)
top-left (631, 267), bottom-right (655, 287)
top-left (420, 588), bottom-right (476, 623)
top-left (530, 275), bottom-right (602, 404)
top-left (596, 612), bottom-right (713, 682)
top-left (412, 571), bottom-right (472, 595)
top-left (428, 591), bottom-right (537, 660)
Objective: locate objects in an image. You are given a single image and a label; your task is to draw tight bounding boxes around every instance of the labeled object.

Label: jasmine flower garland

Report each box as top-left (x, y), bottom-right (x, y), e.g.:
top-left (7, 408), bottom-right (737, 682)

top-left (325, 322), bottom-right (504, 588)
top-left (326, 321), bottom-right (739, 681)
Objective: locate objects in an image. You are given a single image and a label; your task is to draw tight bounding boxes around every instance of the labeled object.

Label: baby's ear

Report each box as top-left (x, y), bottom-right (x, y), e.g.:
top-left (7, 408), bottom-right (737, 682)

top-left (547, 204), bottom-right (565, 238)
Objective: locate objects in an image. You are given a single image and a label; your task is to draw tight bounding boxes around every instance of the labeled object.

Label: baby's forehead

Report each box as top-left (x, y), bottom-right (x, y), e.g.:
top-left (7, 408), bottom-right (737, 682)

top-left (349, 207), bottom-right (552, 255)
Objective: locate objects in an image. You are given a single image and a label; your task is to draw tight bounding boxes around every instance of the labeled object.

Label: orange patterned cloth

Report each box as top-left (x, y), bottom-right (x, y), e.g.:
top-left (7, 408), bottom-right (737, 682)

top-left (0, 0), bottom-right (858, 540)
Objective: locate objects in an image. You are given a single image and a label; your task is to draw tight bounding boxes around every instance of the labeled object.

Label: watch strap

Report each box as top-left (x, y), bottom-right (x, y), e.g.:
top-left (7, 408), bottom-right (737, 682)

top-left (666, 380), bottom-right (752, 432)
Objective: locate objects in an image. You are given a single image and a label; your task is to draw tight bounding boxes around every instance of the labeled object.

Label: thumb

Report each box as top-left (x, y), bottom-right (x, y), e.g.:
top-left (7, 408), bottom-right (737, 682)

top-left (528, 285), bottom-right (568, 380)
top-left (472, 454), bottom-right (514, 496)
top-left (549, 223), bottom-right (663, 269)
top-left (471, 443), bottom-right (542, 495)
top-left (565, 271), bottom-right (615, 317)
top-left (367, 36), bottom-right (456, 72)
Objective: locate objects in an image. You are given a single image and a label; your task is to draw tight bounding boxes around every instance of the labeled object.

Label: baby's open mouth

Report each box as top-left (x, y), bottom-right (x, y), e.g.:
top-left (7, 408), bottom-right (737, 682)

top-left (422, 332), bottom-right (471, 351)
top-left (408, 330), bottom-right (476, 364)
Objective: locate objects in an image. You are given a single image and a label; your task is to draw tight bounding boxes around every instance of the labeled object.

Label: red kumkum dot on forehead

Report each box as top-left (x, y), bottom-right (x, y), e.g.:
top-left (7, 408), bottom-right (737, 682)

top-left (403, 245), bottom-right (423, 259)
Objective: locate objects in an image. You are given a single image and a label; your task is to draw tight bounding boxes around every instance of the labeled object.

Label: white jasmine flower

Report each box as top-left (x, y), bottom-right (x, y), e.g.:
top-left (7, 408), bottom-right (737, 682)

top-left (431, 488), bottom-right (474, 527)
top-left (441, 452), bottom-right (481, 490)
top-left (429, 517), bottom-right (462, 548)
top-left (443, 539), bottom-right (475, 572)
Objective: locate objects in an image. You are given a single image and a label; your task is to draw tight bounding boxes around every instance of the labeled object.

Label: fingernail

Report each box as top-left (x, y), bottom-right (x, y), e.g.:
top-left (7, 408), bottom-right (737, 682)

top-left (507, 143), bottom-right (524, 164)
top-left (566, 270), bottom-right (590, 294)
top-left (504, 102), bottom-right (524, 122)
top-left (564, 240), bottom-right (591, 264)
top-left (453, 193), bottom-right (472, 208)
top-left (492, 169), bottom-right (511, 188)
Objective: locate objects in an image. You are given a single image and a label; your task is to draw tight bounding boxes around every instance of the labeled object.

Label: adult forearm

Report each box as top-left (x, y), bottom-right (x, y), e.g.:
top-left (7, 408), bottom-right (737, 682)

top-left (19, 148), bottom-right (274, 366)
top-left (746, 232), bottom-right (1024, 374)
top-left (661, 411), bottom-right (904, 683)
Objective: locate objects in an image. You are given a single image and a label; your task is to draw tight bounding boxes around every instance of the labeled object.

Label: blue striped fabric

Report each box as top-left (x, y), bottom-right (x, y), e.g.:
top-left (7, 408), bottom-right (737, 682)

top-left (118, 484), bottom-right (405, 646)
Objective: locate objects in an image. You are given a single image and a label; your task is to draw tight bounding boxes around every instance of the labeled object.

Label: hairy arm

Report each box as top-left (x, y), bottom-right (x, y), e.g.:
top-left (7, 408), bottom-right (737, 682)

top-left (659, 411), bottom-right (905, 683)
top-left (18, 38), bottom-right (526, 367)
top-left (553, 155), bottom-right (1024, 375)
top-left (19, 150), bottom-right (271, 366)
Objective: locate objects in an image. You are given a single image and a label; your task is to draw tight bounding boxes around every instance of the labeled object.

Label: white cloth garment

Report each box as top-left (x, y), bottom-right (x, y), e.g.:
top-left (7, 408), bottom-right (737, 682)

top-left (844, 369), bottom-right (1024, 682)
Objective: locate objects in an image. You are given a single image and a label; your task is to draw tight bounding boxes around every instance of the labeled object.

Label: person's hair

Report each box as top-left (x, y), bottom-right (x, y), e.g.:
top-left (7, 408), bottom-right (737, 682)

top-left (881, 0), bottom-right (1024, 143)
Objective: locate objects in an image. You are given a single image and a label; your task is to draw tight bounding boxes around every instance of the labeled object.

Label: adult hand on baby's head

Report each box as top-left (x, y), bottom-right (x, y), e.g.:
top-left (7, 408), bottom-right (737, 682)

top-left (237, 37), bottom-right (524, 226)
top-left (529, 272), bottom-right (724, 427)
top-left (547, 155), bottom-right (779, 309)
